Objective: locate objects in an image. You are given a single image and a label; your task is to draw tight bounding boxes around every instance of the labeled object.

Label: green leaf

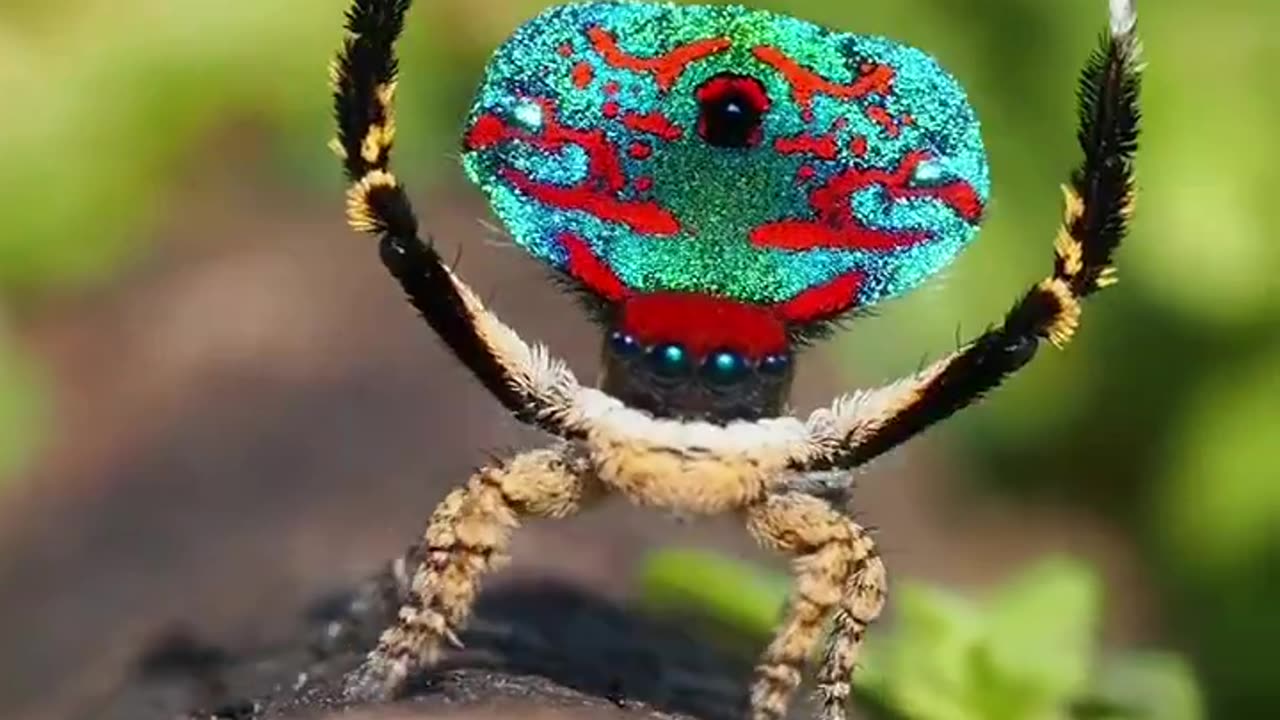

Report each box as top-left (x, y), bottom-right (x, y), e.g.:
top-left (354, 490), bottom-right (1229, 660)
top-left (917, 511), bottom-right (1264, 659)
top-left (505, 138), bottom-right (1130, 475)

top-left (1083, 652), bottom-right (1204, 720)
top-left (985, 557), bottom-right (1100, 701)
top-left (639, 550), bottom-right (1202, 720)
top-left (639, 548), bottom-right (787, 638)
top-left (870, 583), bottom-right (984, 720)
top-left (872, 559), bottom-right (1099, 720)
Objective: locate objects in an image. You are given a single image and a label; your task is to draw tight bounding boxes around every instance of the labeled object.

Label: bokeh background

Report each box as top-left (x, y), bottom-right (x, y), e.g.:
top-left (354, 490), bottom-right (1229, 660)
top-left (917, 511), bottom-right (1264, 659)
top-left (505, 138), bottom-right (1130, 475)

top-left (0, 0), bottom-right (1276, 718)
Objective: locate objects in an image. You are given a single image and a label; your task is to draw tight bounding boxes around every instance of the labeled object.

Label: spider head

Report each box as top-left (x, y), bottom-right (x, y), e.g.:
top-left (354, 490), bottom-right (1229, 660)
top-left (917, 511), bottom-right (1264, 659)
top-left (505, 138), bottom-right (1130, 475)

top-left (461, 2), bottom-right (990, 421)
top-left (600, 292), bottom-right (793, 420)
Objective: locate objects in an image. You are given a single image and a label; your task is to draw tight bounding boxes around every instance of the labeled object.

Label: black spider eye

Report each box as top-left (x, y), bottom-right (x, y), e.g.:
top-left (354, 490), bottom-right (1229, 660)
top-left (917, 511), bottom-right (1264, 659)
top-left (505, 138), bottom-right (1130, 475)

top-left (609, 330), bottom-right (641, 356)
top-left (759, 353), bottom-right (792, 376)
top-left (701, 349), bottom-right (750, 385)
top-left (696, 74), bottom-right (770, 149)
top-left (649, 343), bottom-right (692, 377)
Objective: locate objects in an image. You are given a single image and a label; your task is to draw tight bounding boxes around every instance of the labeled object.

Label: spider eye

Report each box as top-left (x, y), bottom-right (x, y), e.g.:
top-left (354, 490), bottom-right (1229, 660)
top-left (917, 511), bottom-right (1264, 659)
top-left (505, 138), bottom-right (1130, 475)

top-left (759, 353), bottom-right (792, 376)
top-left (696, 74), bottom-right (770, 149)
top-left (609, 330), bottom-right (642, 356)
top-left (648, 343), bottom-right (691, 377)
top-left (702, 349), bottom-right (750, 385)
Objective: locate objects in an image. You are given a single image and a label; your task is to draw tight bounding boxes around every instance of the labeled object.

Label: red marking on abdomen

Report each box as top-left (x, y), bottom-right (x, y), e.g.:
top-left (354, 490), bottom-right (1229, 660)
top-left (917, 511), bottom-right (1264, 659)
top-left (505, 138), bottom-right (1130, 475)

top-left (752, 46), bottom-right (894, 110)
top-left (904, 181), bottom-right (984, 222)
top-left (851, 136), bottom-right (868, 157)
top-left (466, 100), bottom-right (625, 193)
top-left (629, 142), bottom-right (653, 159)
top-left (589, 27), bottom-right (731, 92)
top-left (619, 292), bottom-right (789, 359)
top-left (572, 62), bottom-right (594, 89)
top-left (774, 132), bottom-right (839, 160)
top-left (774, 272), bottom-right (864, 323)
top-left (752, 220), bottom-right (925, 251)
top-left (465, 115), bottom-right (508, 150)
top-left (750, 150), bottom-right (982, 251)
top-left (865, 106), bottom-right (900, 137)
top-left (622, 111), bottom-right (683, 141)
top-left (561, 233), bottom-right (629, 301)
top-left (465, 98), bottom-right (683, 236)
top-left (505, 170), bottom-right (680, 236)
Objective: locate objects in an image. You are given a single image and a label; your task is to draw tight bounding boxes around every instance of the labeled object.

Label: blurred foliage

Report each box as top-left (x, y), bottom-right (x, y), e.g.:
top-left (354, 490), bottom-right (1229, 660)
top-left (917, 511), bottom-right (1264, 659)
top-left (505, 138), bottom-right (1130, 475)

top-left (0, 0), bottom-right (1277, 716)
top-left (0, 327), bottom-right (46, 486)
top-left (642, 550), bottom-right (1203, 720)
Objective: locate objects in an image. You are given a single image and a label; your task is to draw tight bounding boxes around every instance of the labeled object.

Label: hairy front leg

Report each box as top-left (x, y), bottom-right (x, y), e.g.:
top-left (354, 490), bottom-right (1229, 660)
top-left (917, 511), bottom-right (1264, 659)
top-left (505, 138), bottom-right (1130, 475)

top-left (344, 444), bottom-right (599, 700)
top-left (745, 491), bottom-right (883, 720)
top-left (816, 532), bottom-right (886, 720)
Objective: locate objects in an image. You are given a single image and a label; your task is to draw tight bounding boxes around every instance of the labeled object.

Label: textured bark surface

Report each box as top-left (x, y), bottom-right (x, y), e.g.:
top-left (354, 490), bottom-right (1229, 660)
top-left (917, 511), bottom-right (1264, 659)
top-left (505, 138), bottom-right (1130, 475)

top-left (103, 559), bottom-right (755, 720)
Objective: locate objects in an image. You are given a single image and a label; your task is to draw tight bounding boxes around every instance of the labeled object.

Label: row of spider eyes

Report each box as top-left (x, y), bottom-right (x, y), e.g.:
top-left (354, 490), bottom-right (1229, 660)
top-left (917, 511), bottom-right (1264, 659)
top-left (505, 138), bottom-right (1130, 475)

top-left (608, 331), bottom-right (791, 384)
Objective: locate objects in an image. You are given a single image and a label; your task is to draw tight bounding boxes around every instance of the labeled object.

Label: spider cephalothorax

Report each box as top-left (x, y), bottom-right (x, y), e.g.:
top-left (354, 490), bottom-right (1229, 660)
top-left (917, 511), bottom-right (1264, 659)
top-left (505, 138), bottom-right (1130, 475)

top-left (331, 1), bottom-right (1142, 718)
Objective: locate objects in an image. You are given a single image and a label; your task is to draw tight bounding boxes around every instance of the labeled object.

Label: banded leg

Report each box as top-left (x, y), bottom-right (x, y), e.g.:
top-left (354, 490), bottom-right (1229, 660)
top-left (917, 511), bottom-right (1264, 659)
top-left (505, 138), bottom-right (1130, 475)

top-left (787, 4), bottom-right (1142, 474)
top-left (343, 445), bottom-right (598, 700)
top-left (745, 492), bottom-right (881, 720)
top-left (817, 541), bottom-right (887, 720)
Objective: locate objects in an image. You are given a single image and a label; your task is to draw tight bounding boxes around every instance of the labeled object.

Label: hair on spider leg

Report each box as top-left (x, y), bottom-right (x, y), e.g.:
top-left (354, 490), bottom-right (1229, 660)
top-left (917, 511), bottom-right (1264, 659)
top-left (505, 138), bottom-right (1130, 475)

top-left (329, 0), bottom-right (1139, 716)
top-left (476, 445), bottom-right (527, 471)
top-left (444, 238), bottom-right (466, 273)
top-left (474, 217), bottom-right (519, 251)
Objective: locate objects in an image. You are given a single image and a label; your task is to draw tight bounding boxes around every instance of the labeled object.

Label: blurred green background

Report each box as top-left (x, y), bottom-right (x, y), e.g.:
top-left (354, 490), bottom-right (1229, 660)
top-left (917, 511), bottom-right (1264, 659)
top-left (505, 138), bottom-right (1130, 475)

top-left (0, 1), bottom-right (1276, 719)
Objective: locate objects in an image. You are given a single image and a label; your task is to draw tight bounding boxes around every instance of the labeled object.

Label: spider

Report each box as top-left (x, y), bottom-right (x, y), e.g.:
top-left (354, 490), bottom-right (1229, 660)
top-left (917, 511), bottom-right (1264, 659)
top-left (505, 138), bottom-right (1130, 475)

top-left (330, 0), bottom-right (1141, 718)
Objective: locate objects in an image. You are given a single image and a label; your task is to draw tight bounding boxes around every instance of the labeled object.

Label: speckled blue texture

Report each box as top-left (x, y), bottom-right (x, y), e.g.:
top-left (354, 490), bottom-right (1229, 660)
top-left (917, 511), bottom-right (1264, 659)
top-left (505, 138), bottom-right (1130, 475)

top-left (461, 1), bottom-right (989, 317)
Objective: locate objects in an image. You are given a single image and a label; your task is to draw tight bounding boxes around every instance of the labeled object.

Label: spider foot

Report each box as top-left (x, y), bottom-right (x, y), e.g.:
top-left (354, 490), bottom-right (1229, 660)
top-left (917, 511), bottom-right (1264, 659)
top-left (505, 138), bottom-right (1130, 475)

top-left (342, 449), bottom-right (594, 704)
top-left (743, 491), bottom-right (885, 720)
top-left (341, 652), bottom-right (412, 702)
top-left (341, 606), bottom-right (460, 702)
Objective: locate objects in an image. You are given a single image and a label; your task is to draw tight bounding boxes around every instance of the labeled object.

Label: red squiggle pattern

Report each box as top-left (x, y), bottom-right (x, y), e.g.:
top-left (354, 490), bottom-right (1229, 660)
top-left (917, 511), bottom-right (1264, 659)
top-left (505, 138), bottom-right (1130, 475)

top-left (865, 106), bottom-right (900, 138)
top-left (561, 233), bottom-right (629, 301)
top-left (588, 28), bottom-right (731, 92)
top-left (774, 272), bottom-right (865, 323)
top-left (622, 111), bottom-right (683, 141)
top-left (774, 132), bottom-right (839, 160)
top-left (751, 151), bottom-right (982, 251)
top-left (561, 235), bottom-right (792, 357)
top-left (465, 99), bottom-right (681, 236)
top-left (752, 46), bottom-right (894, 111)
top-left (505, 171), bottom-right (680, 235)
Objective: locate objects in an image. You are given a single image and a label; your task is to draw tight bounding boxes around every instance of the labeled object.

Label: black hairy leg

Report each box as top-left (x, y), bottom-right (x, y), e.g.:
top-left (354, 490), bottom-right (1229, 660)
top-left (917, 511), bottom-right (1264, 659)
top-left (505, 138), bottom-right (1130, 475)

top-left (794, 9), bottom-right (1143, 472)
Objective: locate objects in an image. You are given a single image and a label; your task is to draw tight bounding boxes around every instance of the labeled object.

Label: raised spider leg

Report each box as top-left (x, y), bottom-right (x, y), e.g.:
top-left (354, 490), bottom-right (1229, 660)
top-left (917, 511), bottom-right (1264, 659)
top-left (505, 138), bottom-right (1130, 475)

top-left (788, 2), bottom-right (1142, 475)
top-left (344, 444), bottom-right (601, 701)
top-left (332, 0), bottom-right (590, 441)
top-left (744, 491), bottom-right (884, 720)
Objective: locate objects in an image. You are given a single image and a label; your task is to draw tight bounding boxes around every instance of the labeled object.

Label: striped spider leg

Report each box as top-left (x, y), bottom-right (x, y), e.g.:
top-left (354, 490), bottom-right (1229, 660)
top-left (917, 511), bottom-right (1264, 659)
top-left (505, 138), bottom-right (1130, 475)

top-left (329, 1), bottom-right (1141, 718)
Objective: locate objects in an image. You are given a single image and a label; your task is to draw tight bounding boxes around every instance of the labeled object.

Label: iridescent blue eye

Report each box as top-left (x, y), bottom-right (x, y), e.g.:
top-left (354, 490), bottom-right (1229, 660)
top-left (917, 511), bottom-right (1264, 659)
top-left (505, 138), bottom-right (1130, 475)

top-left (702, 349), bottom-right (749, 384)
top-left (760, 353), bottom-right (792, 376)
top-left (609, 330), bottom-right (641, 356)
top-left (649, 343), bottom-right (691, 376)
